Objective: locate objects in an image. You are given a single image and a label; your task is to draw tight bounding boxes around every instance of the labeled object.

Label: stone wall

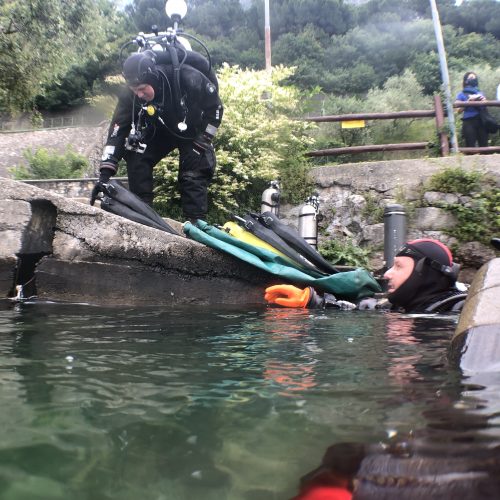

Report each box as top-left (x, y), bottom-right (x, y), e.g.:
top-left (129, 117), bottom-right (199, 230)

top-left (22, 178), bottom-right (129, 205)
top-left (280, 155), bottom-right (500, 280)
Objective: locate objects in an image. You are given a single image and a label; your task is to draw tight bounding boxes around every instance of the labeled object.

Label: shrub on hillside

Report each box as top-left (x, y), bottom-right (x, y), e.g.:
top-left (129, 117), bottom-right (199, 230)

top-left (10, 148), bottom-right (89, 180)
top-left (310, 70), bottom-right (436, 164)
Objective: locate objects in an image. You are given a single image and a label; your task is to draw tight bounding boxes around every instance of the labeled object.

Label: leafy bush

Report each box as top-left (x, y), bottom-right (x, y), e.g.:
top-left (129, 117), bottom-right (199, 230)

top-left (153, 65), bottom-right (317, 224)
top-left (427, 166), bottom-right (482, 193)
top-left (318, 238), bottom-right (370, 268)
top-left (10, 148), bottom-right (89, 180)
top-left (445, 193), bottom-right (500, 244)
top-left (425, 167), bottom-right (500, 245)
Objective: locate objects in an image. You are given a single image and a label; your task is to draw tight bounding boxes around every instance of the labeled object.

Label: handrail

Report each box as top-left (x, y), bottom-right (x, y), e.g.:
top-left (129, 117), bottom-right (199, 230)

top-left (454, 100), bottom-right (500, 108)
top-left (305, 111), bottom-right (436, 122)
top-left (459, 146), bottom-right (500, 155)
top-left (306, 143), bottom-right (429, 157)
top-left (305, 97), bottom-right (500, 158)
top-left (306, 101), bottom-right (500, 123)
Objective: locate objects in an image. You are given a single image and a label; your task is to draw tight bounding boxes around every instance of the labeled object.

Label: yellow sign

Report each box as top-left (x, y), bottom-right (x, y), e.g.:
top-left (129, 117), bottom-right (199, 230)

top-left (341, 120), bottom-right (366, 129)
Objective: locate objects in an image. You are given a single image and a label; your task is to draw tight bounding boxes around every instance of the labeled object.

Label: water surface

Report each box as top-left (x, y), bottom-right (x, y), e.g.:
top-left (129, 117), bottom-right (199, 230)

top-left (0, 302), bottom-right (492, 499)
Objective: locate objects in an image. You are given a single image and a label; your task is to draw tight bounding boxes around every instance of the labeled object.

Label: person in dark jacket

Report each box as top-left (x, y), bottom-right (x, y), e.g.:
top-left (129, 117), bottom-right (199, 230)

top-left (94, 49), bottom-right (223, 221)
top-left (265, 239), bottom-right (467, 314)
top-left (455, 71), bottom-right (488, 148)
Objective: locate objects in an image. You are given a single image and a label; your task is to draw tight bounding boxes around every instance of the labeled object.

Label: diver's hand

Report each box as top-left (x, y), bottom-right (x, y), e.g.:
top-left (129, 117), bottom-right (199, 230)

top-left (264, 285), bottom-right (313, 308)
top-left (90, 169), bottom-right (113, 206)
top-left (90, 182), bottom-right (105, 206)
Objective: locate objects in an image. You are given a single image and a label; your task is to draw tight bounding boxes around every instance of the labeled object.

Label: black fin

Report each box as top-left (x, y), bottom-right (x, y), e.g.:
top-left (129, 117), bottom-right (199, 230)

top-left (101, 181), bottom-right (179, 234)
top-left (255, 212), bottom-right (339, 274)
top-left (235, 214), bottom-right (325, 277)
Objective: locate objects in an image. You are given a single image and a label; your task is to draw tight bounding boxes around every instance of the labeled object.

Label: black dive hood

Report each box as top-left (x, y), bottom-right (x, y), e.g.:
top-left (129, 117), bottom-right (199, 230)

top-left (388, 239), bottom-right (459, 311)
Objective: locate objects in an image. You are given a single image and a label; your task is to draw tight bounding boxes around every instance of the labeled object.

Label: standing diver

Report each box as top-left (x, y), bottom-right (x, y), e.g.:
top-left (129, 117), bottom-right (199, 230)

top-left (265, 239), bottom-right (467, 314)
top-left (92, 48), bottom-right (223, 222)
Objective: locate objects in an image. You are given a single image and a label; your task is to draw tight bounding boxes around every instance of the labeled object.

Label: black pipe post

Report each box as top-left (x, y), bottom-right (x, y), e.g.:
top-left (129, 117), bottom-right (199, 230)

top-left (384, 204), bottom-right (407, 270)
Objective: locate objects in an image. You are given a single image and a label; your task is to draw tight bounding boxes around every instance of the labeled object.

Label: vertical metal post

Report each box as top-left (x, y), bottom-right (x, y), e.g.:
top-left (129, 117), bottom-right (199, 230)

top-left (264, 0), bottom-right (271, 71)
top-left (384, 204), bottom-right (407, 270)
top-left (429, 0), bottom-right (458, 153)
top-left (433, 94), bottom-right (449, 156)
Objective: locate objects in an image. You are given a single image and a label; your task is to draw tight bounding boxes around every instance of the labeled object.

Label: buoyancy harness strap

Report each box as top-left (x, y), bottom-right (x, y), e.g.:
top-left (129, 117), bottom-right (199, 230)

top-left (424, 292), bottom-right (468, 313)
top-left (166, 44), bottom-right (187, 125)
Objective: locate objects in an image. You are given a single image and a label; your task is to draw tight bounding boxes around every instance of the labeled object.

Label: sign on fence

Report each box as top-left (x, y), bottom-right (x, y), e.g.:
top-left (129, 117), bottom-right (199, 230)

top-left (341, 120), bottom-right (366, 129)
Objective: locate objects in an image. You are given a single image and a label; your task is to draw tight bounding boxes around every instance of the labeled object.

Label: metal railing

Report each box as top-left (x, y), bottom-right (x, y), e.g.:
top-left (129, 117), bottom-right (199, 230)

top-left (0, 114), bottom-right (104, 132)
top-left (306, 96), bottom-right (500, 158)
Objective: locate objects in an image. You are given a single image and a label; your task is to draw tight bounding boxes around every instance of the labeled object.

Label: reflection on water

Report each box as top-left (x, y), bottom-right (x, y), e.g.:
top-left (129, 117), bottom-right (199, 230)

top-left (0, 302), bottom-right (497, 499)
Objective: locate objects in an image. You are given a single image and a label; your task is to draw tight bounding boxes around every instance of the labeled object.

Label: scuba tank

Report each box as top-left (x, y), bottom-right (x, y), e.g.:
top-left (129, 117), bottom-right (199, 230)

top-left (261, 180), bottom-right (280, 215)
top-left (298, 193), bottom-right (320, 249)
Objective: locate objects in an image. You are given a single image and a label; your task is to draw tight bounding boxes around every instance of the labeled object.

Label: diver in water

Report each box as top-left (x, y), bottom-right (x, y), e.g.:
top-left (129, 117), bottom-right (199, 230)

top-left (265, 239), bottom-right (467, 314)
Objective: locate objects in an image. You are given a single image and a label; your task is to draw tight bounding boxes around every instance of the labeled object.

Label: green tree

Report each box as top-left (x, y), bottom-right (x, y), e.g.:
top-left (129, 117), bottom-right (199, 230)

top-left (0, 0), bottom-right (118, 115)
top-left (273, 26), bottom-right (329, 89)
top-left (125, 0), bottom-right (169, 32)
top-left (264, 0), bottom-right (354, 38)
top-left (184, 0), bottom-right (247, 39)
top-left (441, 0), bottom-right (500, 39)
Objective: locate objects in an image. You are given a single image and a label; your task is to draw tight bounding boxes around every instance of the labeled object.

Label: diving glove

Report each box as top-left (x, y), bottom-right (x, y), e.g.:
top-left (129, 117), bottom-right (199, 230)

top-left (90, 168), bottom-right (114, 206)
top-left (264, 285), bottom-right (318, 308)
top-left (264, 285), bottom-right (357, 310)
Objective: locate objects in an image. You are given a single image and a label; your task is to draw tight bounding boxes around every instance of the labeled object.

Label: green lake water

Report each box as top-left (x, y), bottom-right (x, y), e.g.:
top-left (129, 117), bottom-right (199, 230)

top-left (0, 302), bottom-right (496, 499)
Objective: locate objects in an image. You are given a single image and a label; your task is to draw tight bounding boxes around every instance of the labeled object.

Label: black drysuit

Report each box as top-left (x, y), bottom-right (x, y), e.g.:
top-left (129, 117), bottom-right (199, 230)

top-left (101, 62), bottom-right (223, 219)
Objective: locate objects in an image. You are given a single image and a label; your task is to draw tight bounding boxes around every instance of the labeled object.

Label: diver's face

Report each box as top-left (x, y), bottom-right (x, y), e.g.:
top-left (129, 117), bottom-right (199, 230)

top-left (384, 256), bottom-right (415, 294)
top-left (130, 84), bottom-right (155, 102)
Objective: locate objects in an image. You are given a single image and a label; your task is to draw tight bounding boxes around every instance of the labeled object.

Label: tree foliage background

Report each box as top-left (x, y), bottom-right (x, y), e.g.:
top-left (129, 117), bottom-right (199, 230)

top-left (2, 0), bottom-right (500, 116)
top-left (0, 0), bottom-right (132, 114)
top-left (2, 0), bottom-right (500, 214)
